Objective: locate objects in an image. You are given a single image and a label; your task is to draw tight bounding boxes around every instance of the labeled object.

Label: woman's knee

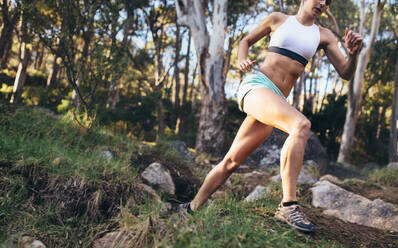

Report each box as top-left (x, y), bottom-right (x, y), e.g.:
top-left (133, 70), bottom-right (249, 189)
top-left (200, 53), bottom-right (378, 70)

top-left (289, 118), bottom-right (311, 139)
top-left (221, 156), bottom-right (241, 173)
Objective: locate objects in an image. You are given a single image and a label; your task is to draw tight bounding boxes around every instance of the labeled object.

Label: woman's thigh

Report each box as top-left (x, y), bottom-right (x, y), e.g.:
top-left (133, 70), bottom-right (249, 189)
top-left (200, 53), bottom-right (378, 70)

top-left (225, 115), bottom-right (273, 165)
top-left (242, 87), bottom-right (308, 134)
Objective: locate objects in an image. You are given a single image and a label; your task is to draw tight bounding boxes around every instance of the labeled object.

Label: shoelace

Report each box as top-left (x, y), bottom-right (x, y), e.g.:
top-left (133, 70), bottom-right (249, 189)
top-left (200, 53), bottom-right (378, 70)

top-left (288, 206), bottom-right (308, 223)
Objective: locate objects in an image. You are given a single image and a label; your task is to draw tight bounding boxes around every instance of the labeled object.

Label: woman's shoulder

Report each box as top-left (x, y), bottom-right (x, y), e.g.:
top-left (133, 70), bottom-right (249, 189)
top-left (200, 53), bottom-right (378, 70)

top-left (265, 12), bottom-right (289, 26)
top-left (268, 12), bottom-right (288, 22)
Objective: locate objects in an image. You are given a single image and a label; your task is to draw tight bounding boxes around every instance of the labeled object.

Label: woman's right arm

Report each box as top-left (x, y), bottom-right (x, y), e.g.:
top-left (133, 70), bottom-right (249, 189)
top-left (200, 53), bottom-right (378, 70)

top-left (238, 12), bottom-right (284, 72)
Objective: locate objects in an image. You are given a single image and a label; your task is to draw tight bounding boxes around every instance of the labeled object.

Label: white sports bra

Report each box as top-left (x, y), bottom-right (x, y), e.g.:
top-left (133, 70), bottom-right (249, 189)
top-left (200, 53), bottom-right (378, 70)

top-left (269, 15), bottom-right (320, 66)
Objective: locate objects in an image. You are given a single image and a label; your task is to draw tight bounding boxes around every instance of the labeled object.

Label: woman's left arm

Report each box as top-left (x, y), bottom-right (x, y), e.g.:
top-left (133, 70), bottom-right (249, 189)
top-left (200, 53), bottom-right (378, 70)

top-left (321, 27), bottom-right (363, 80)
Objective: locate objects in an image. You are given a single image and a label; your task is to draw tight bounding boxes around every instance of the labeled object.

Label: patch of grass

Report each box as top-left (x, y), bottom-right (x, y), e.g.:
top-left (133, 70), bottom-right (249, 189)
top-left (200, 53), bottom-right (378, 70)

top-left (0, 106), bottom-right (146, 246)
top-left (343, 178), bottom-right (383, 189)
top-left (368, 168), bottom-right (398, 187)
top-left (0, 106), bottom-right (138, 182)
top-left (157, 197), bottom-right (345, 248)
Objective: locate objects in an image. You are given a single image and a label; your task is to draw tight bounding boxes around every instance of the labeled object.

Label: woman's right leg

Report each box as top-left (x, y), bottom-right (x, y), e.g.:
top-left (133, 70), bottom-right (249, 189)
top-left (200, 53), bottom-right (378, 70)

top-left (191, 115), bottom-right (273, 210)
top-left (242, 87), bottom-right (311, 204)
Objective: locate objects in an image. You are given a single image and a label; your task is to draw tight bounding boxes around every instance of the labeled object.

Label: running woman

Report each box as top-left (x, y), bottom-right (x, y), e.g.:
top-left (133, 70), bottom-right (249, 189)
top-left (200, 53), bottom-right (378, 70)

top-left (179, 0), bottom-right (363, 233)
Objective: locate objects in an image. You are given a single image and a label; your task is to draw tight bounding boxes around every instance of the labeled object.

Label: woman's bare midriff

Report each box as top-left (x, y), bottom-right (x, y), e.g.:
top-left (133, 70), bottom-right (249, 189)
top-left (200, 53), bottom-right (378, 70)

top-left (258, 52), bottom-right (305, 98)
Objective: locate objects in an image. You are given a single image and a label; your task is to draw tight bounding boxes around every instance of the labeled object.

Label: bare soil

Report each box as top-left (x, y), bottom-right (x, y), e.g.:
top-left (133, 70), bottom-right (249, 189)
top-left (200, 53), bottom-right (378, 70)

top-left (299, 184), bottom-right (398, 248)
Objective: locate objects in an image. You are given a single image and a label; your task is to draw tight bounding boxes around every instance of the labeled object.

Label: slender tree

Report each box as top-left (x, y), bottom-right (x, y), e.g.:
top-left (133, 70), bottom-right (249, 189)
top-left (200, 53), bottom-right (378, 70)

top-left (176, 0), bottom-right (228, 156)
top-left (0, 0), bottom-right (21, 69)
top-left (390, 56), bottom-right (398, 162)
top-left (10, 6), bottom-right (30, 104)
top-left (338, 0), bottom-right (387, 163)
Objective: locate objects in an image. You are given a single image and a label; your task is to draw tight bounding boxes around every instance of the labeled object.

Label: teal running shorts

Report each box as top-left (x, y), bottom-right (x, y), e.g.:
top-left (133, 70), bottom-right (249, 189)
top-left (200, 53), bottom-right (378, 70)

top-left (237, 70), bottom-right (287, 112)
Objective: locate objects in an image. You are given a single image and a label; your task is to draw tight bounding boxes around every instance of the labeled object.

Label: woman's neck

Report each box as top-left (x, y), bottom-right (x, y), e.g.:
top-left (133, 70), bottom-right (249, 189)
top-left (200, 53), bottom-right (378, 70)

top-left (295, 8), bottom-right (316, 26)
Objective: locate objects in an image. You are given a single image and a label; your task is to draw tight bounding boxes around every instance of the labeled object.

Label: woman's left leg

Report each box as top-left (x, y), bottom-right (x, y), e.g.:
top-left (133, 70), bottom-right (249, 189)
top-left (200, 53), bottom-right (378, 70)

top-left (190, 115), bottom-right (273, 210)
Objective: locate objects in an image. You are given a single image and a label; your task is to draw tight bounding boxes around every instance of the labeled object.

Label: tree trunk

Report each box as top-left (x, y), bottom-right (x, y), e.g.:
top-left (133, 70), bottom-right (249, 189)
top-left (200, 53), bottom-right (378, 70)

top-left (338, 0), bottom-right (386, 163)
top-left (107, 80), bottom-right (120, 109)
top-left (46, 55), bottom-right (59, 87)
top-left (10, 41), bottom-right (30, 104)
top-left (176, 0), bottom-right (228, 156)
top-left (189, 62), bottom-right (197, 101)
top-left (34, 44), bottom-right (45, 70)
top-left (376, 105), bottom-right (386, 140)
top-left (389, 55), bottom-right (398, 162)
top-left (72, 25), bottom-right (92, 109)
top-left (157, 96), bottom-right (165, 135)
top-left (293, 72), bottom-right (306, 110)
top-left (182, 29), bottom-right (191, 107)
top-left (173, 24), bottom-right (181, 111)
top-left (0, 0), bottom-right (19, 69)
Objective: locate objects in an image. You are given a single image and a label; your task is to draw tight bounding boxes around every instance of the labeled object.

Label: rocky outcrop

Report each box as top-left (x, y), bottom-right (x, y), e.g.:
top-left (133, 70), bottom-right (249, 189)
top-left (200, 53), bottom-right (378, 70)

top-left (243, 129), bottom-right (328, 174)
top-left (99, 148), bottom-right (115, 162)
top-left (270, 160), bottom-right (319, 184)
top-left (227, 170), bottom-right (269, 196)
top-left (319, 174), bottom-right (343, 185)
top-left (311, 180), bottom-right (398, 232)
top-left (244, 185), bottom-right (270, 202)
top-left (387, 162), bottom-right (398, 170)
top-left (141, 162), bottom-right (175, 195)
top-left (18, 236), bottom-right (46, 248)
top-left (169, 140), bottom-right (195, 163)
top-left (93, 231), bottom-right (134, 248)
top-left (131, 147), bottom-right (200, 202)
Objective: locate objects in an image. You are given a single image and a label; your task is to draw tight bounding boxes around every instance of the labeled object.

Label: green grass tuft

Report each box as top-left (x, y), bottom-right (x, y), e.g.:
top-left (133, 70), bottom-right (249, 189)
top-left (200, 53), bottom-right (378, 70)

top-left (368, 168), bottom-right (398, 187)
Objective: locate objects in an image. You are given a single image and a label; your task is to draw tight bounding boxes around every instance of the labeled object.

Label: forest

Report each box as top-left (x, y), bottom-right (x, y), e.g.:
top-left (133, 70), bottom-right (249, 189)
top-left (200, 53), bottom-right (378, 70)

top-left (0, 0), bottom-right (397, 164)
top-left (1, 0), bottom-right (398, 247)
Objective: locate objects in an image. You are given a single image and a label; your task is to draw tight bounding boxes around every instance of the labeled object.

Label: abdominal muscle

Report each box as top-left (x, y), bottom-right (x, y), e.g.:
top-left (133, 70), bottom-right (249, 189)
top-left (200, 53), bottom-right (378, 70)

top-left (258, 52), bottom-right (305, 98)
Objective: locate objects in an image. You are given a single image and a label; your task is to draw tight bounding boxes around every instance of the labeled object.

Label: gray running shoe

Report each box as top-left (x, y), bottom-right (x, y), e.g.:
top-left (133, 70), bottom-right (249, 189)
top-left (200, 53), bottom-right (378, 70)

top-left (177, 202), bottom-right (194, 215)
top-left (274, 203), bottom-right (315, 233)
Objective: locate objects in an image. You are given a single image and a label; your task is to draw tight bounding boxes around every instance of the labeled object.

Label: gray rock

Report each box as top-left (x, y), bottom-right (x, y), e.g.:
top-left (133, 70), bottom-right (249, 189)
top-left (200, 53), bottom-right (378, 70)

top-left (19, 236), bottom-right (46, 248)
top-left (311, 180), bottom-right (398, 232)
top-left (319, 174), bottom-right (343, 185)
top-left (259, 145), bottom-right (281, 171)
top-left (271, 169), bottom-right (317, 184)
top-left (141, 162), bottom-right (175, 195)
top-left (169, 140), bottom-right (195, 163)
top-left (53, 156), bottom-right (69, 166)
top-left (387, 162), bottom-right (398, 170)
top-left (100, 149), bottom-right (114, 162)
top-left (244, 185), bottom-right (270, 202)
top-left (270, 160), bottom-right (319, 184)
top-left (93, 230), bottom-right (135, 248)
top-left (243, 129), bottom-right (328, 174)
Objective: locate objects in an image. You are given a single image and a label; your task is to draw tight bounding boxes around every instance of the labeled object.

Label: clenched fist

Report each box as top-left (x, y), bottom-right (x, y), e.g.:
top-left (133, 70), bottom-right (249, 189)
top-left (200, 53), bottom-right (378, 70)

top-left (344, 28), bottom-right (363, 55)
top-left (238, 59), bottom-right (256, 72)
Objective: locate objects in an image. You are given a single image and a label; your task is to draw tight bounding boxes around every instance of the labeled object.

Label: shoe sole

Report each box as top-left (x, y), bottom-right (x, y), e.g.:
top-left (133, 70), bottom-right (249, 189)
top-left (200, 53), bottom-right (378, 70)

top-left (274, 212), bottom-right (315, 233)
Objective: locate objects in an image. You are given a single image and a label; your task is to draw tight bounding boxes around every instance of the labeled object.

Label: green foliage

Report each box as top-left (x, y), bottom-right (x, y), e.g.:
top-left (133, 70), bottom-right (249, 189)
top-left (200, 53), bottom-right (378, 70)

top-left (97, 92), bottom-right (158, 140)
top-left (369, 168), bottom-right (398, 187)
top-left (309, 93), bottom-right (347, 161)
